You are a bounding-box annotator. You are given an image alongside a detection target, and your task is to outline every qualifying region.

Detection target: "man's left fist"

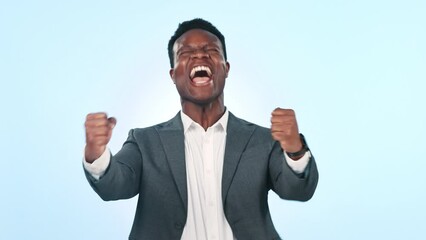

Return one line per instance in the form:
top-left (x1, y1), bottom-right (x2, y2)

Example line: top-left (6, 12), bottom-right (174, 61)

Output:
top-left (270, 108), bottom-right (303, 153)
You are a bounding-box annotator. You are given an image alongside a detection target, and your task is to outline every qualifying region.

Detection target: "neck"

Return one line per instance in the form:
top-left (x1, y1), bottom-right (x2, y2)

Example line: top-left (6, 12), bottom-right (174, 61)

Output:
top-left (181, 96), bottom-right (225, 131)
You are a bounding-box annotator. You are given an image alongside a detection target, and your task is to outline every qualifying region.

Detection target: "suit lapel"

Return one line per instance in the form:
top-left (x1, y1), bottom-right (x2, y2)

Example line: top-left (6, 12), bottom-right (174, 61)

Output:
top-left (156, 113), bottom-right (187, 211)
top-left (222, 112), bottom-right (256, 204)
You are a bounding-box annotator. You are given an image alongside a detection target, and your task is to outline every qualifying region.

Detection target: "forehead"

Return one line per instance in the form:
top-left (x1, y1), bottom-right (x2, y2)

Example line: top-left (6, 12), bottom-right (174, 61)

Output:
top-left (173, 29), bottom-right (222, 51)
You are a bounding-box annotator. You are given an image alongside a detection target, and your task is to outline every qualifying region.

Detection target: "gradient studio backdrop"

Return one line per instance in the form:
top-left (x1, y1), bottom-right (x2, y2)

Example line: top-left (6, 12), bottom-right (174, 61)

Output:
top-left (1, 0), bottom-right (425, 239)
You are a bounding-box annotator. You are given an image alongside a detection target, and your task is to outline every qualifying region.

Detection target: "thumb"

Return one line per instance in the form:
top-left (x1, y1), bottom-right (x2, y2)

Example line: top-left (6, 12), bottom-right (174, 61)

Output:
top-left (108, 117), bottom-right (117, 129)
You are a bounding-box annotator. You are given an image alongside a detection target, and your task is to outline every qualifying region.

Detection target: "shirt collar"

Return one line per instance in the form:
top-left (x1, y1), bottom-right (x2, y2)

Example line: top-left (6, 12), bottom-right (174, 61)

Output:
top-left (181, 109), bottom-right (229, 133)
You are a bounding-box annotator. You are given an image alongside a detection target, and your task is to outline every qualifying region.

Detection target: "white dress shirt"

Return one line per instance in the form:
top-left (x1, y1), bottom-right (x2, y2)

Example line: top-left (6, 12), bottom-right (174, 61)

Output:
top-left (179, 110), bottom-right (234, 240)
top-left (83, 110), bottom-right (311, 240)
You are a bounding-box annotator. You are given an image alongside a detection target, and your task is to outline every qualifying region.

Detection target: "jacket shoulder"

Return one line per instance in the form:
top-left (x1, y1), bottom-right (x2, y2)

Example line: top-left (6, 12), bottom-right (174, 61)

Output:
top-left (131, 112), bottom-right (182, 134)
top-left (229, 112), bottom-right (270, 135)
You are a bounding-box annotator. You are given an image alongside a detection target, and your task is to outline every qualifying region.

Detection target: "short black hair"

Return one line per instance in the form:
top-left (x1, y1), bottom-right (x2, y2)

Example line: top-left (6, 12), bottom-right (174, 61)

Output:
top-left (168, 18), bottom-right (227, 68)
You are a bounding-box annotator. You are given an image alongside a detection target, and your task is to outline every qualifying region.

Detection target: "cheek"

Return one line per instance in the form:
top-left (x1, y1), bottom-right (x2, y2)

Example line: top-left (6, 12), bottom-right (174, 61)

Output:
top-left (175, 55), bottom-right (189, 67)
top-left (172, 67), bottom-right (185, 80)
top-left (174, 60), bottom-right (189, 74)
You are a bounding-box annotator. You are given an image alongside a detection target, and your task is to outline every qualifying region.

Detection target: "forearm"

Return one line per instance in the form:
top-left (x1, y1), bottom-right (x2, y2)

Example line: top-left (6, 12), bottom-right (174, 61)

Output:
top-left (84, 129), bottom-right (143, 201)
top-left (269, 142), bottom-right (319, 201)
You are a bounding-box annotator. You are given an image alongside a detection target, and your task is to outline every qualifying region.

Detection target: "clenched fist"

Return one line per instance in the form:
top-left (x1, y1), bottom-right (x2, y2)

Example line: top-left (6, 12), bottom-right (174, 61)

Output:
top-left (84, 112), bottom-right (116, 163)
top-left (270, 108), bottom-right (303, 157)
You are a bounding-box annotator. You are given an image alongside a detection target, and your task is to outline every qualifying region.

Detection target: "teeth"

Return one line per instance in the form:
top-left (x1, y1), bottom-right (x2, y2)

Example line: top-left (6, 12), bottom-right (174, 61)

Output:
top-left (190, 66), bottom-right (212, 79)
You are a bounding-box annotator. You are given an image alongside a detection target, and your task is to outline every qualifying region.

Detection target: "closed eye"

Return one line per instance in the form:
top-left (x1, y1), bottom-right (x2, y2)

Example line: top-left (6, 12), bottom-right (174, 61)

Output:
top-left (178, 50), bottom-right (193, 57)
top-left (207, 48), bottom-right (220, 53)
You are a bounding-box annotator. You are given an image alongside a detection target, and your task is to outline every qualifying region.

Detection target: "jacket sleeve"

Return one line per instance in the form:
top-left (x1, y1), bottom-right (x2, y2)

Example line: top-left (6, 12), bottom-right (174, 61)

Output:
top-left (268, 139), bottom-right (319, 201)
top-left (84, 129), bottom-right (143, 201)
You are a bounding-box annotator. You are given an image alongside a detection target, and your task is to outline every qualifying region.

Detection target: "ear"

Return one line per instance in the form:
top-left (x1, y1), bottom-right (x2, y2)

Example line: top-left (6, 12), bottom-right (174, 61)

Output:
top-left (225, 62), bottom-right (230, 78)
top-left (169, 68), bottom-right (176, 84)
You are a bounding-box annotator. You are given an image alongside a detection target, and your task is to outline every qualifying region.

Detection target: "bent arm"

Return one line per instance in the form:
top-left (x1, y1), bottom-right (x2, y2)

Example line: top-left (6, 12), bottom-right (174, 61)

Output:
top-left (84, 129), bottom-right (142, 201)
top-left (269, 140), bottom-right (319, 201)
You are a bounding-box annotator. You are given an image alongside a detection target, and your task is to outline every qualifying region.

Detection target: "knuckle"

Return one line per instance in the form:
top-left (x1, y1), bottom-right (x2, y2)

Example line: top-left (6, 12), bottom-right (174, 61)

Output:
top-left (86, 135), bottom-right (95, 143)
top-left (87, 112), bottom-right (107, 119)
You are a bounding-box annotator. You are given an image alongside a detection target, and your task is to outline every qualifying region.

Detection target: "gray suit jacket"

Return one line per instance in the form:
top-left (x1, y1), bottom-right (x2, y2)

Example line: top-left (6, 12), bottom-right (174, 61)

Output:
top-left (85, 112), bottom-right (319, 240)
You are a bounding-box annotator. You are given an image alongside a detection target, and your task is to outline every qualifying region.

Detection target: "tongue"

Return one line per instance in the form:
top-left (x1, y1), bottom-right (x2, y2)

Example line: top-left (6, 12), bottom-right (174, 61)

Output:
top-left (192, 77), bottom-right (211, 85)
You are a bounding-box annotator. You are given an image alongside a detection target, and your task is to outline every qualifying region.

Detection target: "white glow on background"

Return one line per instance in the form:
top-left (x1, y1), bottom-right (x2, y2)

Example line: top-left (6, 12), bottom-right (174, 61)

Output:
top-left (1, 0), bottom-right (425, 239)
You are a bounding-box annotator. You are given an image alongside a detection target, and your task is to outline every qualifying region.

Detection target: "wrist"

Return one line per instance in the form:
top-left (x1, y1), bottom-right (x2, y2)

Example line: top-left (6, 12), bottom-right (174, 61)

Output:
top-left (85, 145), bottom-right (105, 163)
top-left (285, 134), bottom-right (309, 160)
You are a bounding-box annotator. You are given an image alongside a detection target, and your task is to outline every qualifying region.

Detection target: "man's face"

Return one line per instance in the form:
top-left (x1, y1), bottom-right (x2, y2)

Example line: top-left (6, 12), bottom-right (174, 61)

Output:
top-left (169, 29), bottom-right (230, 105)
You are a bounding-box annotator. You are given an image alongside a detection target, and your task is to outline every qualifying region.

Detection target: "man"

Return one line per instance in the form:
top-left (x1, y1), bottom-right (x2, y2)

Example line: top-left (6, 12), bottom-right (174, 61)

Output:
top-left (83, 18), bottom-right (318, 240)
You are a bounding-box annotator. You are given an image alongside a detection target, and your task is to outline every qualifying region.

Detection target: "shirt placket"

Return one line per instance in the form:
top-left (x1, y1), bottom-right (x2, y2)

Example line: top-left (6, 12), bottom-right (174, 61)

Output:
top-left (203, 128), bottom-right (219, 240)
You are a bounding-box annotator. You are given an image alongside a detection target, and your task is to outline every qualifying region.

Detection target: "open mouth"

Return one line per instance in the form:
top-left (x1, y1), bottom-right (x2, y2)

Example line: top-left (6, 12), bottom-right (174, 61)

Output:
top-left (190, 65), bottom-right (212, 86)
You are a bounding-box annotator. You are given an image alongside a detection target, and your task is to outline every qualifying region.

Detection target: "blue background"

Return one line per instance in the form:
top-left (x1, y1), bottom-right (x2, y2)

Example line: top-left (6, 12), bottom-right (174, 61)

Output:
top-left (1, 0), bottom-right (425, 239)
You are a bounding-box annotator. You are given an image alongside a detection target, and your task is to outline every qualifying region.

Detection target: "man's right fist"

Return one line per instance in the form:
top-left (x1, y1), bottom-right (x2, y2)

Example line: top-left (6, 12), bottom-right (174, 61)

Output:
top-left (84, 112), bottom-right (116, 163)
